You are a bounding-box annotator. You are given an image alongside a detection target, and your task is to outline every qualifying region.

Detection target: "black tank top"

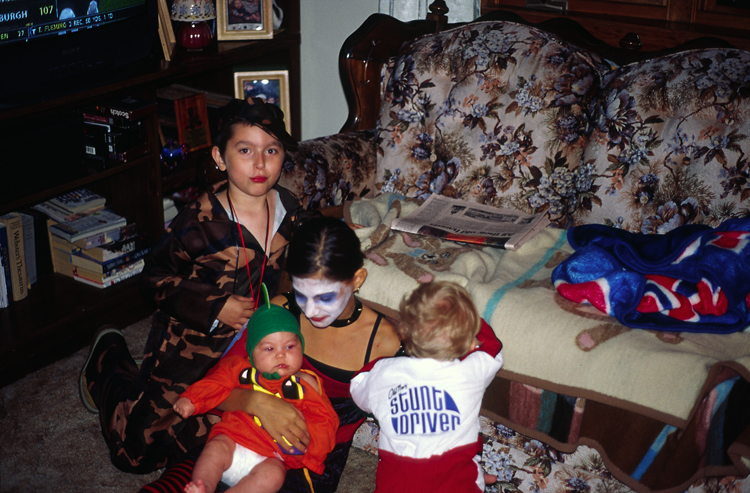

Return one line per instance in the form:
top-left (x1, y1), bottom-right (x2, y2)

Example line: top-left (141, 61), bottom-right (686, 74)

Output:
top-left (282, 292), bottom-right (386, 383)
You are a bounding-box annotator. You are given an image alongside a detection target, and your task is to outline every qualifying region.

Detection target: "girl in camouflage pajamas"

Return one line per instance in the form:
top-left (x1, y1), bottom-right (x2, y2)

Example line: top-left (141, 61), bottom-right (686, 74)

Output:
top-left (80, 98), bottom-right (304, 475)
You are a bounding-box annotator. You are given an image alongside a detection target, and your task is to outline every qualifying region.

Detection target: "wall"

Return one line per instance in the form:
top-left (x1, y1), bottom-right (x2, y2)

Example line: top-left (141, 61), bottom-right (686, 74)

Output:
top-left (299, 0), bottom-right (379, 140)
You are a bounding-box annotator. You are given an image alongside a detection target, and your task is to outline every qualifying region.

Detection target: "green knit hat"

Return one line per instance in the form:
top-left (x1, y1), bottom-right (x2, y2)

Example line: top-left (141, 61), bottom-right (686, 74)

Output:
top-left (246, 284), bottom-right (304, 368)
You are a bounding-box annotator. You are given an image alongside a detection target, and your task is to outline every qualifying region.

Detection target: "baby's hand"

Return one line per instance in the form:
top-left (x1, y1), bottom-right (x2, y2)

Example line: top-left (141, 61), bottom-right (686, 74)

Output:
top-left (173, 397), bottom-right (195, 418)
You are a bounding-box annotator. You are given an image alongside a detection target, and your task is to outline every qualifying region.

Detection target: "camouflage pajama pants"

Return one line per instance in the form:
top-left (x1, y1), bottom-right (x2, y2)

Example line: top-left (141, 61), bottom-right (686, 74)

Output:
top-left (89, 311), bottom-right (238, 474)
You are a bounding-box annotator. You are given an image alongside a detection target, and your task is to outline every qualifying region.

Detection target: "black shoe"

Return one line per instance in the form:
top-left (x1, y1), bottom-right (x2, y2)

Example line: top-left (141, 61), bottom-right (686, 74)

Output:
top-left (79, 325), bottom-right (125, 413)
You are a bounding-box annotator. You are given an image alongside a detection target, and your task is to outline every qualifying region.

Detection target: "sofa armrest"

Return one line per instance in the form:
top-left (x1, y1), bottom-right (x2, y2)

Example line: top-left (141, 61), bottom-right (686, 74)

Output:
top-left (279, 130), bottom-right (378, 210)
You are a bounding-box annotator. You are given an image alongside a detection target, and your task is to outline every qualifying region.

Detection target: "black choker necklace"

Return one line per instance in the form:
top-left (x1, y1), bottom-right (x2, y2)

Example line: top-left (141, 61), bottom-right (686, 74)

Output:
top-left (330, 296), bottom-right (363, 327)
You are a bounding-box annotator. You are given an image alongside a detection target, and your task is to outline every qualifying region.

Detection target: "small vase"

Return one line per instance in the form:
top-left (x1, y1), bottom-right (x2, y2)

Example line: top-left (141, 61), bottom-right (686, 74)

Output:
top-left (178, 21), bottom-right (213, 51)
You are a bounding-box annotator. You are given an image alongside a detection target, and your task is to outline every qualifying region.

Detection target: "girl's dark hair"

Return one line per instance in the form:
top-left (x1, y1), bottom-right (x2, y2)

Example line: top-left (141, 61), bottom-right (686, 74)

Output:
top-left (213, 98), bottom-right (296, 156)
top-left (286, 216), bottom-right (364, 282)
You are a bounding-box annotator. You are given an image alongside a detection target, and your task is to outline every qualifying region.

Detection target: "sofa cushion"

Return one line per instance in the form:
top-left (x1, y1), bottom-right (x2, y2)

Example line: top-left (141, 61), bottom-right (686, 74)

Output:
top-left (279, 130), bottom-right (377, 210)
top-left (373, 20), bottom-right (609, 227)
top-left (577, 48), bottom-right (750, 233)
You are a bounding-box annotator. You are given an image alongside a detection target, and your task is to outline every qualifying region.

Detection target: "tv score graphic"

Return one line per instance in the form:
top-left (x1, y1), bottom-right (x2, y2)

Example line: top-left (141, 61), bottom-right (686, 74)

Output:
top-left (0, 0), bottom-right (125, 44)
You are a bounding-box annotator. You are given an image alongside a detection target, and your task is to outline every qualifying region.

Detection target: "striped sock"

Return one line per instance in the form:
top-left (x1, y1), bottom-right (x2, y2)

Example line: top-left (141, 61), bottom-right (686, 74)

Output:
top-left (138, 459), bottom-right (195, 493)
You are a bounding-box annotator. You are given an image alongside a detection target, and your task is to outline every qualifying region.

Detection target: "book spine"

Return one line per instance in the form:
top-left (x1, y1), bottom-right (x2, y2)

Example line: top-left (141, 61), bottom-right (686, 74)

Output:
top-left (17, 213), bottom-right (37, 285)
top-left (73, 245), bottom-right (151, 275)
top-left (94, 237), bottom-right (139, 262)
top-left (73, 261), bottom-right (144, 289)
top-left (22, 209), bottom-right (54, 279)
top-left (102, 246), bottom-right (151, 273)
top-left (0, 224), bottom-right (14, 302)
top-left (0, 215), bottom-right (29, 300)
top-left (73, 228), bottom-right (123, 250)
top-left (0, 255), bottom-right (8, 308)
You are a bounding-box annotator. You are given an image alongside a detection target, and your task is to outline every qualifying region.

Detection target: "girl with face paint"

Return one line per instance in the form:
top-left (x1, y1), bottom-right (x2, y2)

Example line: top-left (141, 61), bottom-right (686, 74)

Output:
top-left (219, 216), bottom-right (403, 493)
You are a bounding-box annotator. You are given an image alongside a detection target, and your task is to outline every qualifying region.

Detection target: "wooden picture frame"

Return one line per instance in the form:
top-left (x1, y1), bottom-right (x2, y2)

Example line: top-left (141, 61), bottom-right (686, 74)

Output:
top-left (217, 0), bottom-right (273, 40)
top-left (156, 0), bottom-right (176, 61)
top-left (174, 93), bottom-right (212, 151)
top-left (233, 70), bottom-right (291, 134)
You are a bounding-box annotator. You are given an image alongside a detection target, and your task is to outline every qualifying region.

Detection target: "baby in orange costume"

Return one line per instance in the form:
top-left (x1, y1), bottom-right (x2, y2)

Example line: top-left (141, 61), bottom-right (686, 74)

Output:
top-left (174, 286), bottom-right (339, 493)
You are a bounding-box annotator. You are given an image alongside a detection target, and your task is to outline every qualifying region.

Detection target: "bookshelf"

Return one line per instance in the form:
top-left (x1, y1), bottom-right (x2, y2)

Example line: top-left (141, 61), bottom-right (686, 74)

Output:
top-left (0, 0), bottom-right (301, 387)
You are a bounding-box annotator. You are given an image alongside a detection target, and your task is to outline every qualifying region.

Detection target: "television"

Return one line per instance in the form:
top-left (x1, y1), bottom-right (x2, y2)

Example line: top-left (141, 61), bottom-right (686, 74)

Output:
top-left (0, 0), bottom-right (158, 108)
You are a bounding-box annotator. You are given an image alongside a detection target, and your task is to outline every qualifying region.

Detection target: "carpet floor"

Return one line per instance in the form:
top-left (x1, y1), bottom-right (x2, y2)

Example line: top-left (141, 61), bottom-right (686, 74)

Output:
top-left (0, 317), bottom-right (377, 493)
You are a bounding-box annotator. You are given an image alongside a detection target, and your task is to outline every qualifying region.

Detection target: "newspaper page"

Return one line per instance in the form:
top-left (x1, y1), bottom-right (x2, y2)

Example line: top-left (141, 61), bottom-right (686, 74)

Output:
top-left (391, 194), bottom-right (550, 250)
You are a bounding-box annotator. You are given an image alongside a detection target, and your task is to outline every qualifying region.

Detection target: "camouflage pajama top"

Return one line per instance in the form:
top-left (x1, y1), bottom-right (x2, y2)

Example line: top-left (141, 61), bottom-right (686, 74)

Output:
top-left (101, 180), bottom-right (302, 473)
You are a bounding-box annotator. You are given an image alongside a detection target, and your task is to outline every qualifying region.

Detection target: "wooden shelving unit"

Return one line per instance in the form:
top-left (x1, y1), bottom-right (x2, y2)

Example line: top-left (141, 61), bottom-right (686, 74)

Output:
top-left (0, 0), bottom-right (300, 387)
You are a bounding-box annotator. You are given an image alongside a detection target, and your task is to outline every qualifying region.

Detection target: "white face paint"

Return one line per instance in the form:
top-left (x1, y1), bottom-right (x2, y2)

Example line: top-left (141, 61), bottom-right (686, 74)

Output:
top-left (292, 277), bottom-right (353, 328)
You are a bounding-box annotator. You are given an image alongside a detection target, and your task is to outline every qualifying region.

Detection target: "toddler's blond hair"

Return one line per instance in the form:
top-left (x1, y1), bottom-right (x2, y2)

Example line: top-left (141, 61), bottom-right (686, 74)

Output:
top-left (398, 281), bottom-right (481, 361)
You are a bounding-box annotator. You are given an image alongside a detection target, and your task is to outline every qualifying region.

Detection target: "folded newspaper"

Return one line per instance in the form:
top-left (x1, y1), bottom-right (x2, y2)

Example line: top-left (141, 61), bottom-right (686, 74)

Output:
top-left (390, 194), bottom-right (550, 250)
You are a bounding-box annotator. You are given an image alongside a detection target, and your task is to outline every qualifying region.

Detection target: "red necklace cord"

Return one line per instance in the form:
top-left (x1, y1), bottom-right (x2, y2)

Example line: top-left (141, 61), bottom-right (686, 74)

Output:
top-left (227, 193), bottom-right (270, 309)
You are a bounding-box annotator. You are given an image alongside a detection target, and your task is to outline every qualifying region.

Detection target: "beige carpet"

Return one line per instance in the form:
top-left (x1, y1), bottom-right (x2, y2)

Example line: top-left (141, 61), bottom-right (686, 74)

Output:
top-left (0, 317), bottom-right (377, 493)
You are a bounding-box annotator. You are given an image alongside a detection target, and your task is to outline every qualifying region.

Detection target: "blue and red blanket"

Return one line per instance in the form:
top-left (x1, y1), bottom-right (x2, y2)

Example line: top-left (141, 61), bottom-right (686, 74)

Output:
top-left (551, 218), bottom-right (750, 333)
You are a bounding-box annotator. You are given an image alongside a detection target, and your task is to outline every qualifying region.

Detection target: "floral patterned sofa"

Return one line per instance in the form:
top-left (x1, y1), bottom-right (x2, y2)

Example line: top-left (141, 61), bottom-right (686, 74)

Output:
top-left (278, 11), bottom-right (750, 493)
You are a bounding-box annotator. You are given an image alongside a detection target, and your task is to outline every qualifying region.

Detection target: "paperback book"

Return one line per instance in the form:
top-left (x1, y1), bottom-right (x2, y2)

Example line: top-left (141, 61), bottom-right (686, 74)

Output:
top-left (70, 241), bottom-right (151, 275)
top-left (73, 259), bottom-right (145, 289)
top-left (50, 230), bottom-right (141, 262)
top-left (32, 200), bottom-right (102, 224)
top-left (49, 209), bottom-right (127, 243)
top-left (48, 188), bottom-right (106, 214)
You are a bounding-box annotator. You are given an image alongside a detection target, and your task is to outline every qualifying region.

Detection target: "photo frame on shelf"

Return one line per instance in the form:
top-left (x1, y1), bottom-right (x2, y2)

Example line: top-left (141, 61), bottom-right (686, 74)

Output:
top-left (174, 93), bottom-right (212, 152)
top-left (157, 0), bottom-right (176, 61)
top-left (233, 70), bottom-right (291, 134)
top-left (217, 0), bottom-right (273, 40)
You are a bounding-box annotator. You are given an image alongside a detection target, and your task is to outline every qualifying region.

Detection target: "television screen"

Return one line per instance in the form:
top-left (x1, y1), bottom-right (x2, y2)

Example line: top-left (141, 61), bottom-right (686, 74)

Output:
top-left (0, 0), bottom-right (148, 45)
top-left (0, 0), bottom-right (157, 108)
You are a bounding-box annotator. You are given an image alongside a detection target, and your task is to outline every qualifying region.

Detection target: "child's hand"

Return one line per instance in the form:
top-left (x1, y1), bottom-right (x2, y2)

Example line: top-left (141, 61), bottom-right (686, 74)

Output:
top-left (218, 295), bottom-right (256, 330)
top-left (173, 397), bottom-right (195, 418)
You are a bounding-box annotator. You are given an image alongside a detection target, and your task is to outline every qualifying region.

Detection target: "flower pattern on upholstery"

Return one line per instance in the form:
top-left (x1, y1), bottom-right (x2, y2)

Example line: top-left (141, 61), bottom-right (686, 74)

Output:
top-left (279, 130), bottom-right (377, 210)
top-left (580, 49), bottom-right (750, 232)
top-left (374, 21), bottom-right (608, 227)
top-left (281, 23), bottom-right (750, 234)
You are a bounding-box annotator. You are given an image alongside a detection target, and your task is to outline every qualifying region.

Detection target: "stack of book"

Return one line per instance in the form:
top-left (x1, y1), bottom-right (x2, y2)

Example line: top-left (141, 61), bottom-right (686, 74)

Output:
top-left (0, 207), bottom-right (54, 306)
top-left (82, 96), bottom-right (157, 168)
top-left (33, 188), bottom-right (151, 289)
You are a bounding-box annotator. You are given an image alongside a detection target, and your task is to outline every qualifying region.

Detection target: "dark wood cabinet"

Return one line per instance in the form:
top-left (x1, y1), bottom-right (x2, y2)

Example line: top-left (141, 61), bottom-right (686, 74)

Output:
top-left (481, 0), bottom-right (750, 52)
top-left (0, 0), bottom-right (300, 387)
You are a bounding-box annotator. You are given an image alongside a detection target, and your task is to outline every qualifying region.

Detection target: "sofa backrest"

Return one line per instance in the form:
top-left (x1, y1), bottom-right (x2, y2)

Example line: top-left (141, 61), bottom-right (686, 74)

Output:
top-left (581, 49), bottom-right (750, 232)
top-left (372, 21), bottom-right (750, 232)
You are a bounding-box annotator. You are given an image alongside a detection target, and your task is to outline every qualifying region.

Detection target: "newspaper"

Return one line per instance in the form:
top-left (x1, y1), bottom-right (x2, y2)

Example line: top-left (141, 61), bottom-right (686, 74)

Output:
top-left (391, 194), bottom-right (550, 250)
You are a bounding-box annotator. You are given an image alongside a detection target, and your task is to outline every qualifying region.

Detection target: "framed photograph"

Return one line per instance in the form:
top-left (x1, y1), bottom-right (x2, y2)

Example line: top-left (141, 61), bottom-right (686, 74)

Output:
top-left (234, 70), bottom-right (291, 135)
top-left (217, 0), bottom-right (273, 40)
top-left (174, 93), bottom-right (212, 152)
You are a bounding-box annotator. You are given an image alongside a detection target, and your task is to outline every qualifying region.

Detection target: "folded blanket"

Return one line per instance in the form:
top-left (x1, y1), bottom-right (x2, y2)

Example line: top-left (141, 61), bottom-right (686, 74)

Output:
top-left (552, 218), bottom-right (750, 333)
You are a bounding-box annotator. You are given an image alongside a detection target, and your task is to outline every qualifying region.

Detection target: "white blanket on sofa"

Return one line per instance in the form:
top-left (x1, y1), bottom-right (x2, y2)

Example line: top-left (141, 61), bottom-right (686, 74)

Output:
top-left (347, 194), bottom-right (750, 424)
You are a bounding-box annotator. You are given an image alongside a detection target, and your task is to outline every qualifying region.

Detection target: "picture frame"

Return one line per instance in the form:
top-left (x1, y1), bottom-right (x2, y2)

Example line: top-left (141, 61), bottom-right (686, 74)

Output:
top-left (233, 70), bottom-right (291, 134)
top-left (217, 0), bottom-right (273, 40)
top-left (156, 0), bottom-right (176, 61)
top-left (174, 93), bottom-right (212, 152)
